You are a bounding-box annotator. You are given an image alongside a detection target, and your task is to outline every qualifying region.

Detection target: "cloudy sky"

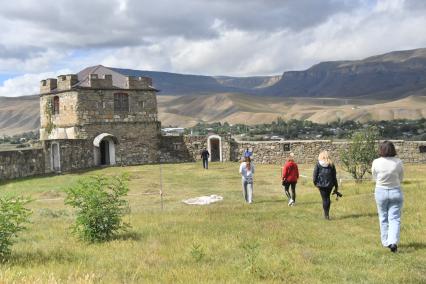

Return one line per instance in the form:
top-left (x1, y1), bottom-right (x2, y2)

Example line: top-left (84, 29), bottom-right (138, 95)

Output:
top-left (1, 0), bottom-right (426, 96)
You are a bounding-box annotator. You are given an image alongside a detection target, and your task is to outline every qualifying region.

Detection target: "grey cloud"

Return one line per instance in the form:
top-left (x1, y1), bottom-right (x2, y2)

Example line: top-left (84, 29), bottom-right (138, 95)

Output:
top-left (0, 0), bottom-right (360, 49)
top-left (0, 0), bottom-right (426, 76)
top-left (0, 44), bottom-right (46, 60)
top-left (404, 0), bottom-right (426, 10)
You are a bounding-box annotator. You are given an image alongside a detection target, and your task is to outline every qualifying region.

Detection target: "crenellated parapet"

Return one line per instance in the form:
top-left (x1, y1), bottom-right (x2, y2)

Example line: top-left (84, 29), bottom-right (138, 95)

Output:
top-left (40, 78), bottom-right (58, 94)
top-left (88, 74), bottom-right (113, 88)
top-left (125, 76), bottom-right (152, 89)
top-left (57, 74), bottom-right (78, 91)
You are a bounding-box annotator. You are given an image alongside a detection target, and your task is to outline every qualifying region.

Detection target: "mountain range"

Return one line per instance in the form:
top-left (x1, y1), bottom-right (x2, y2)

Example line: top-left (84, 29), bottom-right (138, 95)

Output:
top-left (1, 48), bottom-right (426, 135)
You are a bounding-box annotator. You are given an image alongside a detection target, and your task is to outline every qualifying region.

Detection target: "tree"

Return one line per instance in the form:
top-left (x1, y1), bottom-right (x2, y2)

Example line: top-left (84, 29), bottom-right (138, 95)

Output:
top-left (340, 127), bottom-right (379, 182)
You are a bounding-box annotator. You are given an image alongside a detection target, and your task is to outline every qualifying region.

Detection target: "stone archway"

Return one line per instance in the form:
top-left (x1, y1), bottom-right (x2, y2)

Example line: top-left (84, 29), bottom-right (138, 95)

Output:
top-left (207, 135), bottom-right (222, 162)
top-left (93, 133), bottom-right (118, 166)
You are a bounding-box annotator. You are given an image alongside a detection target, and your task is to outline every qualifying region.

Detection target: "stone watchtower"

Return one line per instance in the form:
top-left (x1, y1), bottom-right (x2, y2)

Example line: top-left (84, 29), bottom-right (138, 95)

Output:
top-left (39, 73), bottom-right (161, 172)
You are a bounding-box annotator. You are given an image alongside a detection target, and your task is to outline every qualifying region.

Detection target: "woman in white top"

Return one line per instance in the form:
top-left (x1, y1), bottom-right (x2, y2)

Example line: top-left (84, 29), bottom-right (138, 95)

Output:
top-left (372, 141), bottom-right (404, 253)
top-left (239, 156), bottom-right (255, 203)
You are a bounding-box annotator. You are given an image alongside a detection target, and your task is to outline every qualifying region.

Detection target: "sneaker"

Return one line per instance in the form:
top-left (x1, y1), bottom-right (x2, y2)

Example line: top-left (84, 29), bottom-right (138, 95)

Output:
top-left (389, 244), bottom-right (397, 253)
top-left (290, 202), bottom-right (296, 207)
top-left (288, 199), bottom-right (294, 206)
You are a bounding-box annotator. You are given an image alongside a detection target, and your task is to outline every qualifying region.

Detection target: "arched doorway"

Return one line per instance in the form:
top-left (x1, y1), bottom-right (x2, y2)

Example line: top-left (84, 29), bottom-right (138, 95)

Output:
top-left (100, 139), bottom-right (110, 165)
top-left (51, 142), bottom-right (61, 172)
top-left (93, 133), bottom-right (118, 166)
top-left (207, 135), bottom-right (222, 162)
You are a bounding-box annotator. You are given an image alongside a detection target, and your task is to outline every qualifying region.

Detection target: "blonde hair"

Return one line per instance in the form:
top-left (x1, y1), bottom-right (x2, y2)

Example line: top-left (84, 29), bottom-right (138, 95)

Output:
top-left (287, 152), bottom-right (295, 161)
top-left (318, 150), bottom-right (333, 165)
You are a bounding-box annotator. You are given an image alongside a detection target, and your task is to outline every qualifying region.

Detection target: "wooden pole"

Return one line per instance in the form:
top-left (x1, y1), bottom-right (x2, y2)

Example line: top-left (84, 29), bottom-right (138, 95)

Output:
top-left (160, 163), bottom-right (164, 210)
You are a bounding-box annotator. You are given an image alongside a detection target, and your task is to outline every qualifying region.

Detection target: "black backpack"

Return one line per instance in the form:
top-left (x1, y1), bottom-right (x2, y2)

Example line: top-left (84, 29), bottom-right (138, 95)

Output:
top-left (315, 164), bottom-right (335, 188)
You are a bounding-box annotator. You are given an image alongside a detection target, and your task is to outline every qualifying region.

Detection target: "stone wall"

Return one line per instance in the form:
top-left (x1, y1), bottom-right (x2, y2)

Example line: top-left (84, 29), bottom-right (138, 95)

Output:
top-left (85, 121), bottom-right (161, 165)
top-left (43, 140), bottom-right (95, 173)
top-left (182, 136), bottom-right (208, 161)
top-left (159, 136), bottom-right (194, 163)
top-left (0, 148), bottom-right (45, 180)
top-left (40, 88), bottom-right (159, 141)
top-left (1, 138), bottom-right (425, 181)
top-left (232, 140), bottom-right (426, 165)
top-left (158, 134), bottom-right (232, 163)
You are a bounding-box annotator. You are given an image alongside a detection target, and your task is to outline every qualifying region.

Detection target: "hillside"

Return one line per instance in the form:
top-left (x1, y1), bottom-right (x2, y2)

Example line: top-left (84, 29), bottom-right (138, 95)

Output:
top-left (0, 95), bottom-right (39, 136)
top-left (2, 48), bottom-right (426, 135)
top-left (1, 94), bottom-right (425, 135)
top-left (106, 67), bottom-right (279, 95)
top-left (158, 93), bottom-right (426, 127)
top-left (262, 48), bottom-right (426, 99)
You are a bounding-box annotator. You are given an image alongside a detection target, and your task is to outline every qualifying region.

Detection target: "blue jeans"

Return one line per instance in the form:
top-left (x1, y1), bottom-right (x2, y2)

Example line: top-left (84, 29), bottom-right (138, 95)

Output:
top-left (242, 180), bottom-right (253, 203)
top-left (375, 187), bottom-right (403, 247)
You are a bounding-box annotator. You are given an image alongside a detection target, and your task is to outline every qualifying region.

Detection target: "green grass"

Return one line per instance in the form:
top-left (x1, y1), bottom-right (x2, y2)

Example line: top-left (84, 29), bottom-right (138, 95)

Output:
top-left (0, 162), bottom-right (425, 283)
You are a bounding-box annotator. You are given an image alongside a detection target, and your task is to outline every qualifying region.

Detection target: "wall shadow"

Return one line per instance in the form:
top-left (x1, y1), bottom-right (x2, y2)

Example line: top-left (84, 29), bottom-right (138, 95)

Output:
top-left (5, 249), bottom-right (79, 267)
top-left (112, 230), bottom-right (144, 241)
top-left (403, 242), bottom-right (426, 251)
top-left (337, 212), bottom-right (377, 220)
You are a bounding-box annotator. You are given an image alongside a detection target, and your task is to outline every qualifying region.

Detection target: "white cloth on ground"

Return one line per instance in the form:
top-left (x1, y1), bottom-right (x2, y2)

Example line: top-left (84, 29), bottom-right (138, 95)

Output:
top-left (182, 195), bottom-right (223, 205)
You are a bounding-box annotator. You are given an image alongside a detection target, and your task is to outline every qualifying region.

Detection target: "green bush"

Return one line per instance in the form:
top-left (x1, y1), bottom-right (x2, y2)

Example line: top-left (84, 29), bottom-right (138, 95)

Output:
top-left (65, 175), bottom-right (130, 242)
top-left (190, 243), bottom-right (205, 262)
top-left (340, 127), bottom-right (379, 182)
top-left (0, 196), bottom-right (32, 260)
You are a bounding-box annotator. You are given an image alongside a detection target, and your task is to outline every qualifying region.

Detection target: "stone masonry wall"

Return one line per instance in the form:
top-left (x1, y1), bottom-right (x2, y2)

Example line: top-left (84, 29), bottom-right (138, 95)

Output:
top-left (159, 136), bottom-right (194, 163)
top-left (91, 121), bottom-right (161, 165)
top-left (43, 139), bottom-right (95, 173)
top-left (40, 88), bottom-right (159, 141)
top-left (1, 139), bottom-right (424, 181)
top-left (232, 140), bottom-right (426, 165)
top-left (159, 134), bottom-right (232, 163)
top-left (0, 148), bottom-right (45, 180)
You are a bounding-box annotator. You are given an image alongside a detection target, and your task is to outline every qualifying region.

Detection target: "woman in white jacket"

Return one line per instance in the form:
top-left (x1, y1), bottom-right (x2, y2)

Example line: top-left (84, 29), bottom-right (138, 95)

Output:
top-left (372, 141), bottom-right (404, 253)
top-left (239, 156), bottom-right (255, 203)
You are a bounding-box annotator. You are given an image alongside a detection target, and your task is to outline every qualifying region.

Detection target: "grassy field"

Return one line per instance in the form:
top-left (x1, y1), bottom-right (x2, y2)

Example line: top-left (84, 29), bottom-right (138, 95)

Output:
top-left (0, 162), bottom-right (425, 283)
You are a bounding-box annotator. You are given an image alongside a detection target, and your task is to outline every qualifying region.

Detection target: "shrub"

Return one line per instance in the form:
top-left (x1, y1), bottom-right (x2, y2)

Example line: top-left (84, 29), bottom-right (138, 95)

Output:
top-left (190, 243), bottom-right (205, 262)
top-left (65, 175), bottom-right (130, 242)
top-left (340, 127), bottom-right (379, 182)
top-left (242, 242), bottom-right (260, 275)
top-left (0, 196), bottom-right (32, 260)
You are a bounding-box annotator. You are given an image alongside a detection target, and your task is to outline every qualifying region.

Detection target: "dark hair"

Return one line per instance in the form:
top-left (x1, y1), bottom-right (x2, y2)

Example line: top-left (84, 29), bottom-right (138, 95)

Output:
top-left (379, 141), bottom-right (397, 157)
top-left (245, 156), bottom-right (251, 170)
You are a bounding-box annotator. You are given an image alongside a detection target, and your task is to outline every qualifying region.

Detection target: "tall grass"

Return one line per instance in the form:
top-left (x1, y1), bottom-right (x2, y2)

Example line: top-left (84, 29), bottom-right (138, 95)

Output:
top-left (0, 162), bottom-right (425, 283)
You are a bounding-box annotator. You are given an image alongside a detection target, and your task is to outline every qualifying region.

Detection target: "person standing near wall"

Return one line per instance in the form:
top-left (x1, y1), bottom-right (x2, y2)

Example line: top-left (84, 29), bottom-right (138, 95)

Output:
top-left (239, 156), bottom-right (255, 204)
top-left (242, 147), bottom-right (253, 162)
top-left (281, 153), bottom-right (299, 206)
top-left (201, 148), bottom-right (210, 169)
top-left (313, 151), bottom-right (338, 220)
top-left (244, 147), bottom-right (252, 158)
top-left (372, 141), bottom-right (404, 253)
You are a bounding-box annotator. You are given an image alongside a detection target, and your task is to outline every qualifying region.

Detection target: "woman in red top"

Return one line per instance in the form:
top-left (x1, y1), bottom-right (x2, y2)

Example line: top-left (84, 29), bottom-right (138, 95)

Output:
top-left (281, 153), bottom-right (299, 206)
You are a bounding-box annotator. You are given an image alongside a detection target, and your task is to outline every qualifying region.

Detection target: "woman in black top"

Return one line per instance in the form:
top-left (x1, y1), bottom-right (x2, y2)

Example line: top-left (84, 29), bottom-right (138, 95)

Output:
top-left (313, 151), bottom-right (338, 220)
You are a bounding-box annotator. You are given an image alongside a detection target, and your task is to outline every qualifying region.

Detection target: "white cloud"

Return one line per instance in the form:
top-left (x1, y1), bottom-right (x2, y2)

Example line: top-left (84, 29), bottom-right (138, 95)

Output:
top-left (0, 0), bottom-right (426, 86)
top-left (95, 0), bottom-right (426, 76)
top-left (0, 70), bottom-right (71, 97)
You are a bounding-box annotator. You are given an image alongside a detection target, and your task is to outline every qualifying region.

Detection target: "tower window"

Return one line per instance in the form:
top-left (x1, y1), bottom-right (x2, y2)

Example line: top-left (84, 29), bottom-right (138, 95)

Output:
top-left (114, 93), bottom-right (129, 112)
top-left (53, 96), bottom-right (60, 115)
